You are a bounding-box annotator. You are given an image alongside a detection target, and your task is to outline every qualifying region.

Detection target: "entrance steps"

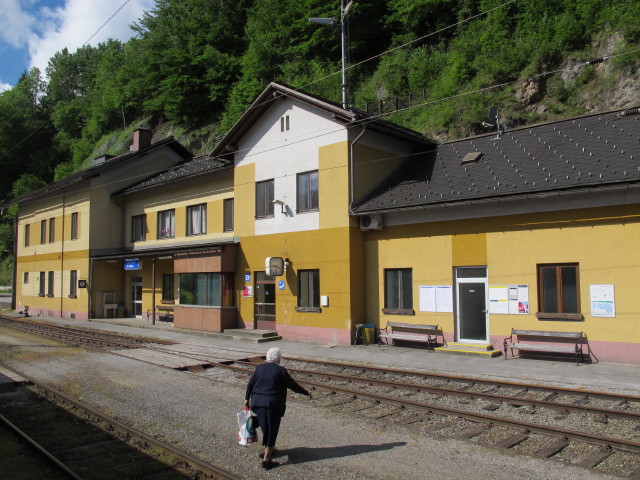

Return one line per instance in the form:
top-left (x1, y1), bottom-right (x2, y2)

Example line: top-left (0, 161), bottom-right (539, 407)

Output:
top-left (435, 342), bottom-right (502, 357)
top-left (220, 329), bottom-right (281, 343)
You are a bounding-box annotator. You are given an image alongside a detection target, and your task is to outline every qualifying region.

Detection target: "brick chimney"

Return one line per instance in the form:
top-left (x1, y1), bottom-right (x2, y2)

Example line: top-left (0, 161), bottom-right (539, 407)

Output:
top-left (131, 128), bottom-right (153, 152)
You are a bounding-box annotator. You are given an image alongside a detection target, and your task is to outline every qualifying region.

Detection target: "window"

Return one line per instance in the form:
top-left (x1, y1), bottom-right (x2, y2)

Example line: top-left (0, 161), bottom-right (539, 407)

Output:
top-left (131, 214), bottom-right (146, 242)
top-left (39, 272), bottom-right (45, 296)
top-left (280, 115), bottom-right (289, 131)
top-left (49, 218), bottom-right (55, 243)
top-left (157, 209), bottom-right (175, 239)
top-left (71, 212), bottom-right (78, 240)
top-left (383, 268), bottom-right (413, 313)
top-left (297, 270), bottom-right (320, 312)
top-left (256, 180), bottom-right (274, 218)
top-left (187, 204), bottom-right (207, 236)
top-left (40, 220), bottom-right (46, 244)
top-left (537, 263), bottom-right (581, 319)
top-left (179, 273), bottom-right (234, 306)
top-left (24, 224), bottom-right (30, 247)
top-left (69, 270), bottom-right (77, 298)
top-left (47, 271), bottom-right (54, 297)
top-left (162, 274), bottom-right (174, 301)
top-left (297, 170), bottom-right (319, 212)
top-left (223, 198), bottom-right (234, 232)
top-left (23, 272), bottom-right (29, 284)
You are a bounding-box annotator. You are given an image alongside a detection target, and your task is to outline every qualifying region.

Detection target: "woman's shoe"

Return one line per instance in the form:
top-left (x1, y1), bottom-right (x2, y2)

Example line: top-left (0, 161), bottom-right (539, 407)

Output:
top-left (261, 460), bottom-right (278, 470)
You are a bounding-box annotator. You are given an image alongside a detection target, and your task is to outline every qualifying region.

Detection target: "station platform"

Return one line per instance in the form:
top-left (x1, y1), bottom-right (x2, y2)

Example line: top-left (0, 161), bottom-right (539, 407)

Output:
top-left (6, 313), bottom-right (640, 395)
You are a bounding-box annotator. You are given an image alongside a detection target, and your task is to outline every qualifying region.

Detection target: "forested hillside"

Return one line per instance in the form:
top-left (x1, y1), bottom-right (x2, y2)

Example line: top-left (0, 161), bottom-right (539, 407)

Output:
top-left (0, 0), bottom-right (638, 283)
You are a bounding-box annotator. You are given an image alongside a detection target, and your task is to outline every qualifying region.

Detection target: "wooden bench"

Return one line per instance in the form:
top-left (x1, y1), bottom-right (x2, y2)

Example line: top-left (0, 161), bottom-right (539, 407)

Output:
top-left (503, 329), bottom-right (589, 364)
top-left (378, 322), bottom-right (445, 351)
top-left (147, 301), bottom-right (175, 322)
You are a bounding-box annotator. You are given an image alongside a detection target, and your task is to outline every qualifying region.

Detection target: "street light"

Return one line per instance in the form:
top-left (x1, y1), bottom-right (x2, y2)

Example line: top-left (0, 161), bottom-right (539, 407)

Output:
top-left (310, 0), bottom-right (353, 109)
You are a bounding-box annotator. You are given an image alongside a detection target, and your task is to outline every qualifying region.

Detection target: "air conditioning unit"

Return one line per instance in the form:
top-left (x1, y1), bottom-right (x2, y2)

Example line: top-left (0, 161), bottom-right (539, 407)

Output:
top-left (359, 214), bottom-right (383, 231)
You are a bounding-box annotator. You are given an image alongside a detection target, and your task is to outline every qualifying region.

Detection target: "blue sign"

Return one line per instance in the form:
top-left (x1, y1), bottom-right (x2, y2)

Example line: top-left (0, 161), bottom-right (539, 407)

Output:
top-left (124, 259), bottom-right (141, 271)
top-left (245, 273), bottom-right (251, 282)
top-left (278, 280), bottom-right (285, 290)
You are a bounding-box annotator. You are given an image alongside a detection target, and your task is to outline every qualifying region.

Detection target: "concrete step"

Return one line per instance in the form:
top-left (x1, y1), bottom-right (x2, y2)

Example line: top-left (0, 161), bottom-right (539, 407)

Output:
top-left (221, 329), bottom-right (282, 343)
top-left (435, 342), bottom-right (502, 357)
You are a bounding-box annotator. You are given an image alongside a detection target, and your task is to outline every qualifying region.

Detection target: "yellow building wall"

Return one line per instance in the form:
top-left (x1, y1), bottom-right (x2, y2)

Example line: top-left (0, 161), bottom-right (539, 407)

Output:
top-left (236, 227), bottom-right (356, 331)
top-left (319, 141), bottom-right (350, 229)
top-left (366, 205), bottom-right (640, 346)
top-left (234, 163), bottom-right (256, 237)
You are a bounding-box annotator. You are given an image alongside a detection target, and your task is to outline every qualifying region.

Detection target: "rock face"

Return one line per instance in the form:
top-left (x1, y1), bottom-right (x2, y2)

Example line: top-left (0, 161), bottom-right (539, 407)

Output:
top-left (515, 79), bottom-right (542, 105)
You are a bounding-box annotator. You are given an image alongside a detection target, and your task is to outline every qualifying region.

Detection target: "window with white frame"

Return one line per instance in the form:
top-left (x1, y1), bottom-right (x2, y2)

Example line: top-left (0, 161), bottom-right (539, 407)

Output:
top-left (297, 170), bottom-right (319, 212)
top-left (47, 271), bottom-right (54, 297)
top-left (297, 269), bottom-right (320, 311)
top-left (69, 270), bottom-right (77, 298)
top-left (537, 263), bottom-right (580, 318)
top-left (49, 218), bottom-right (55, 243)
top-left (383, 268), bottom-right (413, 314)
top-left (71, 212), bottom-right (78, 240)
top-left (157, 209), bottom-right (175, 239)
top-left (187, 204), bottom-right (207, 236)
top-left (280, 115), bottom-right (290, 132)
top-left (223, 198), bottom-right (234, 232)
top-left (256, 180), bottom-right (274, 218)
top-left (40, 220), bottom-right (46, 244)
top-left (131, 214), bottom-right (146, 242)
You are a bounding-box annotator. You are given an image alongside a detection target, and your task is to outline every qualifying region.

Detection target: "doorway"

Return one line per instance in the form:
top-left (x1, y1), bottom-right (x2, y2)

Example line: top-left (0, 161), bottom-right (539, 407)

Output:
top-left (455, 267), bottom-right (488, 343)
top-left (131, 276), bottom-right (143, 319)
top-left (254, 271), bottom-right (275, 330)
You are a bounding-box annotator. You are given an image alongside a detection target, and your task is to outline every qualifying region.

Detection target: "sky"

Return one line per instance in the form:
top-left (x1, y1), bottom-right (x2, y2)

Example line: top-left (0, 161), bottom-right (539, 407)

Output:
top-left (0, 0), bottom-right (156, 92)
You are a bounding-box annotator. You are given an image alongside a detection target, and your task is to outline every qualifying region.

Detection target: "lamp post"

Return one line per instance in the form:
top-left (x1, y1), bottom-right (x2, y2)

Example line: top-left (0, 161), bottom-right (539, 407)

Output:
top-left (310, 0), bottom-right (353, 109)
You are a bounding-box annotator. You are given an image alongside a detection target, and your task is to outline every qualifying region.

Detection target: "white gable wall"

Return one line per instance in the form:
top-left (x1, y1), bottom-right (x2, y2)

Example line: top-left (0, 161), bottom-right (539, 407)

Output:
top-left (236, 98), bottom-right (348, 236)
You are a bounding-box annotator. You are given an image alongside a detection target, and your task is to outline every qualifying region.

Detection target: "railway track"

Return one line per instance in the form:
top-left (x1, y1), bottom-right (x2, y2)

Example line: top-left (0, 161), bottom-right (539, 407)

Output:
top-left (2, 315), bottom-right (640, 477)
top-left (0, 365), bottom-right (240, 480)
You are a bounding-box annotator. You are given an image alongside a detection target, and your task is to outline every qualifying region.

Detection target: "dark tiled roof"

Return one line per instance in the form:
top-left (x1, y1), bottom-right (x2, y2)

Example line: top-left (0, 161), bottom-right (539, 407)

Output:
top-left (3, 137), bottom-right (192, 208)
top-left (114, 156), bottom-right (232, 196)
top-left (354, 108), bottom-right (640, 213)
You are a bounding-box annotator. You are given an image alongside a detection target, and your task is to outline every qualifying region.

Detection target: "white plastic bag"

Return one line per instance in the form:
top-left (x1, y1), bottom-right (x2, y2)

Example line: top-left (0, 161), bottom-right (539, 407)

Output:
top-left (237, 407), bottom-right (258, 445)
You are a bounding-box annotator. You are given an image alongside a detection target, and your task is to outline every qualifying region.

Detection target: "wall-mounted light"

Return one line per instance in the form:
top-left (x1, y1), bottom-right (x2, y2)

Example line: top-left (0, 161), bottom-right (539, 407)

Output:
top-left (272, 199), bottom-right (286, 213)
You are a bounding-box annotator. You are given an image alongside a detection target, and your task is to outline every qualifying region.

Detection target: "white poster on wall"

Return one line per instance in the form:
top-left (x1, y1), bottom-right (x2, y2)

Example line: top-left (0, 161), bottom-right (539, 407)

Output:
top-left (590, 284), bottom-right (615, 317)
top-left (490, 284), bottom-right (529, 314)
top-left (419, 285), bottom-right (453, 312)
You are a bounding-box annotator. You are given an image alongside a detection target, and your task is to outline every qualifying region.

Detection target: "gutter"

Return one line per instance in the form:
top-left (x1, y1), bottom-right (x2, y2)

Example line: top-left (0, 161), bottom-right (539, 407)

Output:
top-left (349, 125), bottom-right (367, 215)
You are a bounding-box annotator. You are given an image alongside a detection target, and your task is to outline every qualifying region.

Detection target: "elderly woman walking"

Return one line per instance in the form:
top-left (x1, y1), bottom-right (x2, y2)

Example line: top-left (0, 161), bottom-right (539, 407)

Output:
top-left (244, 347), bottom-right (312, 469)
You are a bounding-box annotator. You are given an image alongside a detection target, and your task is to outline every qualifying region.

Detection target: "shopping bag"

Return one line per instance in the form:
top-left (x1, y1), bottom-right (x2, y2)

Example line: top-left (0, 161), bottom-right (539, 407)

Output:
top-left (237, 407), bottom-right (258, 445)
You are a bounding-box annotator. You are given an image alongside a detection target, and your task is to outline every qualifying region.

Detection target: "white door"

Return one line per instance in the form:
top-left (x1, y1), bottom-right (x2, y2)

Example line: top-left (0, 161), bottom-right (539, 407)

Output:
top-left (131, 276), bottom-right (143, 318)
top-left (455, 267), bottom-right (489, 343)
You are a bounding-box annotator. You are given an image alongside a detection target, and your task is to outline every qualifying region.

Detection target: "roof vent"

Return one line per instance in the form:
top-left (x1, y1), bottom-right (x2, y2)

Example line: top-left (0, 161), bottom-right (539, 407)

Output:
top-left (461, 152), bottom-right (483, 164)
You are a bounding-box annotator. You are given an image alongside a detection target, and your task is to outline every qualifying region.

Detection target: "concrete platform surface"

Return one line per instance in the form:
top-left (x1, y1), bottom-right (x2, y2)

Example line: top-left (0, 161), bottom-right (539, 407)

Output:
top-left (12, 315), bottom-right (640, 395)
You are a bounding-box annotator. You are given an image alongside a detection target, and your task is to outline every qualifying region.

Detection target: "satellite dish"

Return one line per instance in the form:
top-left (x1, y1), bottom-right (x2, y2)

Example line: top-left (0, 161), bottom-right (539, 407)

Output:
top-left (488, 106), bottom-right (499, 126)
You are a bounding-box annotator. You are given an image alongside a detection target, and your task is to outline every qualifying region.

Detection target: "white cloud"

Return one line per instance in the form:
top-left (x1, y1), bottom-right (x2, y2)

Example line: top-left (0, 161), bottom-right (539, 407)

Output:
top-left (0, 82), bottom-right (13, 93)
top-left (24, 0), bottom-right (155, 80)
top-left (0, 0), bottom-right (35, 48)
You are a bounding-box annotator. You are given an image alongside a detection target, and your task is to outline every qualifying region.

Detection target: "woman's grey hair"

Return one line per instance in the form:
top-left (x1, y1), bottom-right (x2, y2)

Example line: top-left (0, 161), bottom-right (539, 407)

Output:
top-left (266, 347), bottom-right (282, 364)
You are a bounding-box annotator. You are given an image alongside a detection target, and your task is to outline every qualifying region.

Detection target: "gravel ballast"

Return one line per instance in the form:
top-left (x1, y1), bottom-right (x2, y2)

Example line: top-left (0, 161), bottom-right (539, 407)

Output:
top-left (0, 326), bottom-right (626, 480)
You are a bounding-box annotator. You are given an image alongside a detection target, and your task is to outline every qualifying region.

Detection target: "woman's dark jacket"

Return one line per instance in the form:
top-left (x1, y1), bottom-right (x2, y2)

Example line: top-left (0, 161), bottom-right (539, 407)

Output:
top-left (245, 362), bottom-right (309, 417)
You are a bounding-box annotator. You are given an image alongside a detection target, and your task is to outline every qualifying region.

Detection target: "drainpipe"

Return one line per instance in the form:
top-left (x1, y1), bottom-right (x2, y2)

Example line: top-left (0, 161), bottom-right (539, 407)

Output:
top-left (60, 192), bottom-right (65, 318)
top-left (88, 258), bottom-right (94, 319)
top-left (151, 256), bottom-right (156, 325)
top-left (349, 125), bottom-right (366, 215)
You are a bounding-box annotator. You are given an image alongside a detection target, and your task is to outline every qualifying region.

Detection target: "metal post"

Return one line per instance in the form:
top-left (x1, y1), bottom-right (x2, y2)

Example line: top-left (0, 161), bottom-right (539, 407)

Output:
top-left (340, 0), bottom-right (347, 109)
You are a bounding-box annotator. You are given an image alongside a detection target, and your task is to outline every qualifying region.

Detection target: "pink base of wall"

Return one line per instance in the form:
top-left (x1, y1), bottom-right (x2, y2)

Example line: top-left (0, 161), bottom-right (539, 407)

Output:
top-left (239, 320), bottom-right (352, 345)
top-left (30, 309), bottom-right (89, 321)
top-left (489, 335), bottom-right (640, 365)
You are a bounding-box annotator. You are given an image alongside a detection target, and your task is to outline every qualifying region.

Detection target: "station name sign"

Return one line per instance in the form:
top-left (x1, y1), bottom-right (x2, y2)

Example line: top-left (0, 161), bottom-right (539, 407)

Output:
top-left (124, 258), bottom-right (142, 271)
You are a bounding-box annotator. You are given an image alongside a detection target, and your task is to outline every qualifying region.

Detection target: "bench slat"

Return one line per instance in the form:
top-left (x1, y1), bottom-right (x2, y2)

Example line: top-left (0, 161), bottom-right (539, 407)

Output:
top-left (506, 343), bottom-right (578, 353)
top-left (385, 322), bottom-right (438, 331)
top-left (511, 329), bottom-right (582, 339)
top-left (379, 333), bottom-right (433, 342)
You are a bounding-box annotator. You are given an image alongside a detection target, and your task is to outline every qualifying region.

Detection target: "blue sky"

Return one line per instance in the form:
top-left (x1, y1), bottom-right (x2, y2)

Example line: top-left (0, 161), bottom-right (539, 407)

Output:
top-left (0, 0), bottom-right (155, 92)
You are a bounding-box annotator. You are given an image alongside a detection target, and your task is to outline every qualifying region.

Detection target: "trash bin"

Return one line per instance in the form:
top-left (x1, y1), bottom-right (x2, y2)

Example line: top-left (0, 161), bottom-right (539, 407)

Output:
top-left (116, 305), bottom-right (126, 318)
top-left (363, 323), bottom-right (376, 345)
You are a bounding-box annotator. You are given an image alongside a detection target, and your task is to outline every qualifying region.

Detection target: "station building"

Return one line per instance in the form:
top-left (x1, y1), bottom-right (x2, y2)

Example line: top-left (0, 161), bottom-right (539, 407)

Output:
top-left (5, 83), bottom-right (640, 364)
